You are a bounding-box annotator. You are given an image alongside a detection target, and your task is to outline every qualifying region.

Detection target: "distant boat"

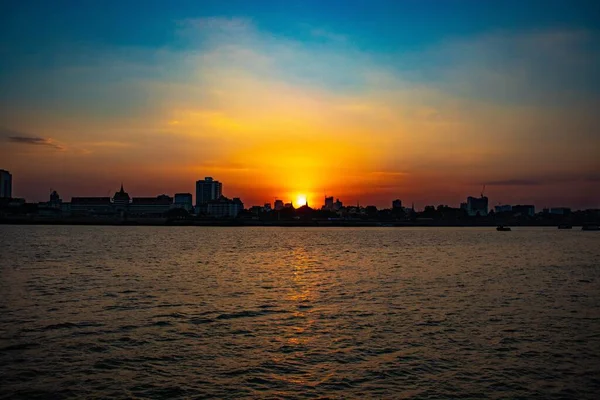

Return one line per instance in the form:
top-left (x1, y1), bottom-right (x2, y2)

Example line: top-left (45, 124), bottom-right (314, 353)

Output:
top-left (496, 225), bottom-right (511, 231)
top-left (582, 224), bottom-right (599, 231)
top-left (558, 224), bottom-right (572, 229)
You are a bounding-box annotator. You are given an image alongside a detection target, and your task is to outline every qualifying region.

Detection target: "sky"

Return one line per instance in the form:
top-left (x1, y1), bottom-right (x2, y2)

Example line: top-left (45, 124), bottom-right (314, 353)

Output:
top-left (1, 0), bottom-right (599, 209)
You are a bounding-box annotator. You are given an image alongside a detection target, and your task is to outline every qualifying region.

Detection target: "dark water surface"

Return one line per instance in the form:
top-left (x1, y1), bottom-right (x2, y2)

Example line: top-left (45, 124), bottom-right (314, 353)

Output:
top-left (1, 226), bottom-right (599, 399)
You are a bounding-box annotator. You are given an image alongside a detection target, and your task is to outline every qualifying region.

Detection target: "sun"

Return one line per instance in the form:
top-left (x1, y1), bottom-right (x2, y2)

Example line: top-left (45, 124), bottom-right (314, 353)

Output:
top-left (296, 194), bottom-right (307, 207)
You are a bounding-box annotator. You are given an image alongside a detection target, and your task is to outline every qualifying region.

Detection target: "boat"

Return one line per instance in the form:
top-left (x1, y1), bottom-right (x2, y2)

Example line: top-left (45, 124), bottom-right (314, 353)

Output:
top-left (496, 225), bottom-right (511, 231)
top-left (582, 224), bottom-right (599, 231)
top-left (558, 224), bottom-right (572, 229)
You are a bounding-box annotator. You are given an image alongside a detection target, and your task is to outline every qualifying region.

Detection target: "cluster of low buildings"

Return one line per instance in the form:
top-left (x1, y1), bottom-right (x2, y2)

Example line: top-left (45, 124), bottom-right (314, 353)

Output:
top-left (1, 171), bottom-right (245, 219)
top-left (37, 185), bottom-right (180, 218)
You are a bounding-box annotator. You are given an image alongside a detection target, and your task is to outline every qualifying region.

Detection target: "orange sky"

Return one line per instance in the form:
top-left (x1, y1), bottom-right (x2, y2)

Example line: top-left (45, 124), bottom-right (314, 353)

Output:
top-left (1, 16), bottom-right (599, 209)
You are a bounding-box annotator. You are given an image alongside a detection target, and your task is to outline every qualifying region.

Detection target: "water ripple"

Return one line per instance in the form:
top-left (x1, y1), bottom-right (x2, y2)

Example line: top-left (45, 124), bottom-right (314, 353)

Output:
top-left (1, 226), bottom-right (599, 399)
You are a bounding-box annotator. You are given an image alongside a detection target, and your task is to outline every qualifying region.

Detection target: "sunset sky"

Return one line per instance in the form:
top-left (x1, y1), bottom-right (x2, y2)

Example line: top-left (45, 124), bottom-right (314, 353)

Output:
top-left (1, 0), bottom-right (599, 209)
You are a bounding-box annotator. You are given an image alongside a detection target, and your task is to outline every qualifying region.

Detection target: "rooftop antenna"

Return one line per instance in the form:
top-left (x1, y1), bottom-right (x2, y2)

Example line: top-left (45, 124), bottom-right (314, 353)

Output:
top-left (481, 184), bottom-right (486, 198)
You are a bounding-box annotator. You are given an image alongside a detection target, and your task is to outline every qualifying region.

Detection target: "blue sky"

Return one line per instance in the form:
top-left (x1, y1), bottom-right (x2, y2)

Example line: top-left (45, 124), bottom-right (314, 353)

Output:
top-left (3, 0), bottom-right (599, 65)
top-left (1, 1), bottom-right (599, 207)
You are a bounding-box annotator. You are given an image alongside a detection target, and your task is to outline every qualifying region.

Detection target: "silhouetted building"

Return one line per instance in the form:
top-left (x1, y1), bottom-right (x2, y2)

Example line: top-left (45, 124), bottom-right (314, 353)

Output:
top-left (264, 202), bottom-right (272, 212)
top-left (250, 205), bottom-right (263, 215)
top-left (324, 196), bottom-right (334, 210)
top-left (392, 199), bottom-right (402, 209)
top-left (548, 207), bottom-right (571, 215)
top-left (495, 204), bottom-right (512, 213)
top-left (0, 169), bottom-right (12, 198)
top-left (112, 184), bottom-right (131, 212)
top-left (130, 195), bottom-right (173, 216)
top-left (71, 197), bottom-right (113, 215)
top-left (274, 199), bottom-right (284, 210)
top-left (205, 195), bottom-right (243, 218)
top-left (38, 190), bottom-right (63, 217)
top-left (196, 177), bottom-right (222, 207)
top-left (49, 190), bottom-right (61, 206)
top-left (284, 202), bottom-right (294, 208)
top-left (333, 198), bottom-right (343, 211)
top-left (173, 193), bottom-right (193, 212)
top-left (512, 204), bottom-right (535, 217)
top-left (466, 195), bottom-right (488, 216)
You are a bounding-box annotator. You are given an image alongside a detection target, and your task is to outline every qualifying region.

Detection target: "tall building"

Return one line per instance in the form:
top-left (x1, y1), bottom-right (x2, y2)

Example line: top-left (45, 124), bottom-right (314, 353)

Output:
top-left (323, 196), bottom-right (334, 210)
top-left (392, 199), bottom-right (402, 209)
top-left (196, 177), bottom-right (222, 207)
top-left (466, 196), bottom-right (488, 216)
top-left (0, 169), bottom-right (12, 198)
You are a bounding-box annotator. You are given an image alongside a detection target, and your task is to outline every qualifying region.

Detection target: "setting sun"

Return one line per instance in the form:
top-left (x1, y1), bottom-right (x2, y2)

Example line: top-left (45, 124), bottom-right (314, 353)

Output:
top-left (296, 195), bottom-right (307, 207)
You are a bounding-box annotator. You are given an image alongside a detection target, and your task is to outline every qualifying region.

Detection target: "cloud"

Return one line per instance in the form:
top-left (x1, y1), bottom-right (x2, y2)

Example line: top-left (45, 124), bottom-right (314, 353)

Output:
top-left (1, 128), bottom-right (64, 150)
top-left (8, 136), bottom-right (64, 150)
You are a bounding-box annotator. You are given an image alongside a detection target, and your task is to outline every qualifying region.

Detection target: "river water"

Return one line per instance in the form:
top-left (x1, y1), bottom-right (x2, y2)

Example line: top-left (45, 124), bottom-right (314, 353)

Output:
top-left (1, 226), bottom-right (599, 399)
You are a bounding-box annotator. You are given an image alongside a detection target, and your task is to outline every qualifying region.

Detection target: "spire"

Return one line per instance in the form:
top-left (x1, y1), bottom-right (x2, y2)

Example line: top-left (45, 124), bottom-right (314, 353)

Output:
top-left (120, 183), bottom-right (124, 193)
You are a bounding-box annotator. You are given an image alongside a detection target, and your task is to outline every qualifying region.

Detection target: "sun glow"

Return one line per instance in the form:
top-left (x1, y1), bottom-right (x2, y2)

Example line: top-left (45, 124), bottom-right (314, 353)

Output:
top-left (296, 194), bottom-right (307, 207)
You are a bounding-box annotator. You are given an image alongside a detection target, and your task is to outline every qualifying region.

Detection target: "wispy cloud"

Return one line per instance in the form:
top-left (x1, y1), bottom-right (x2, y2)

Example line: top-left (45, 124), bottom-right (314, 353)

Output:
top-left (1, 128), bottom-right (64, 150)
top-left (8, 136), bottom-right (64, 150)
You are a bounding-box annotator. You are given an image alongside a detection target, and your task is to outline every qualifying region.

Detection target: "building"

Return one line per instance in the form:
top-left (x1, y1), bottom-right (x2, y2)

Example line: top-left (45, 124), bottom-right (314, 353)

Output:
top-left (512, 204), bottom-right (535, 217)
top-left (206, 196), bottom-right (243, 218)
top-left (250, 205), bottom-right (263, 215)
top-left (173, 193), bottom-right (193, 212)
top-left (333, 198), bottom-right (343, 211)
top-left (196, 177), bottom-right (222, 207)
top-left (274, 199), bottom-right (284, 210)
top-left (71, 197), bottom-right (113, 216)
top-left (0, 169), bottom-right (12, 198)
top-left (495, 204), bottom-right (512, 213)
top-left (323, 196), bottom-right (334, 210)
top-left (129, 195), bottom-right (173, 217)
top-left (466, 195), bottom-right (488, 216)
top-left (392, 199), bottom-right (403, 209)
top-left (111, 184), bottom-right (131, 213)
top-left (548, 207), bottom-right (571, 215)
top-left (264, 203), bottom-right (272, 212)
top-left (38, 190), bottom-right (63, 217)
